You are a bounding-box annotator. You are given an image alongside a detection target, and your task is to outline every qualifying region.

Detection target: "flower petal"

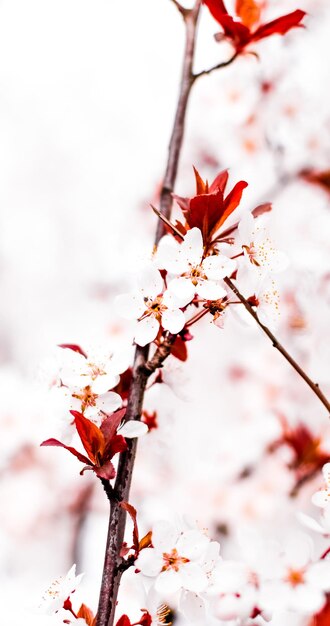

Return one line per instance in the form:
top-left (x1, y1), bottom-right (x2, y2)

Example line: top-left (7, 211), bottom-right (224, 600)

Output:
top-left (115, 292), bottom-right (146, 320)
top-left (134, 317), bottom-right (159, 347)
top-left (155, 569), bottom-right (182, 594)
top-left (138, 264), bottom-right (163, 299)
top-left (196, 280), bottom-right (227, 301)
top-left (202, 255), bottom-right (236, 280)
top-left (180, 562), bottom-right (208, 593)
top-left (167, 277), bottom-right (195, 306)
top-left (162, 309), bottom-right (186, 334)
top-left (135, 548), bottom-right (163, 577)
top-left (118, 421), bottom-right (148, 438)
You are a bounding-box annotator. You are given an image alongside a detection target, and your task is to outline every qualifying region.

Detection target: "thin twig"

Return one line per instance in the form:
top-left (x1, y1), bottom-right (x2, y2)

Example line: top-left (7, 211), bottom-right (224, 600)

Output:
top-left (169, 0), bottom-right (189, 18)
top-left (192, 52), bottom-right (238, 82)
top-left (224, 277), bottom-right (330, 415)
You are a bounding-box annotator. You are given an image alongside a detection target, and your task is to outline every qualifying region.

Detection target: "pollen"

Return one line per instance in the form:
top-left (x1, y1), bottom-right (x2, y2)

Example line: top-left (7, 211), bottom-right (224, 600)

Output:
top-left (162, 548), bottom-right (189, 572)
top-left (286, 568), bottom-right (304, 587)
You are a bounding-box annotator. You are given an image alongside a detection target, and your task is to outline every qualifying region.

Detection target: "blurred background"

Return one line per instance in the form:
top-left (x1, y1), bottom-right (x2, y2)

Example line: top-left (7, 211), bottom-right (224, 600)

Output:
top-left (0, 0), bottom-right (329, 624)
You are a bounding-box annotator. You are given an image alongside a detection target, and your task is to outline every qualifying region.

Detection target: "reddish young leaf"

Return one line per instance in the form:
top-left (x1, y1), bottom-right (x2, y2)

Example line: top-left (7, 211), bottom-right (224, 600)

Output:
top-left (252, 9), bottom-right (306, 42)
top-left (113, 368), bottom-right (133, 402)
top-left (211, 180), bottom-right (248, 234)
top-left (104, 434), bottom-right (127, 460)
top-left (58, 344), bottom-right (87, 358)
top-left (77, 604), bottom-right (95, 626)
top-left (170, 335), bottom-right (188, 362)
top-left (193, 165), bottom-right (208, 194)
top-left (116, 616), bottom-right (131, 626)
top-left (208, 169), bottom-right (229, 194)
top-left (40, 438), bottom-right (92, 466)
top-left (100, 408), bottom-right (126, 443)
top-left (203, 0), bottom-right (229, 22)
top-left (71, 411), bottom-right (105, 464)
top-left (188, 188), bottom-right (226, 242)
top-left (94, 461), bottom-right (116, 480)
top-left (121, 501), bottom-right (139, 554)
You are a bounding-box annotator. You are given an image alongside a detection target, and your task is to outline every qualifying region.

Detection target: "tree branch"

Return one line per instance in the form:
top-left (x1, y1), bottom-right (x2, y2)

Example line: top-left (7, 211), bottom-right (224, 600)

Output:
top-left (224, 277), bottom-right (330, 415)
top-left (96, 4), bottom-right (202, 626)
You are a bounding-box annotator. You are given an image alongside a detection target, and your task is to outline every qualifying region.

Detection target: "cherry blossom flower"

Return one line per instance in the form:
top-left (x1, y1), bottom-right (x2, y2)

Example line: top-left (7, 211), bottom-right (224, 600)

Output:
top-left (116, 264), bottom-right (186, 347)
top-left (258, 536), bottom-right (330, 615)
top-left (237, 212), bottom-right (288, 275)
top-left (298, 508), bottom-right (330, 536)
top-left (39, 565), bottom-right (83, 615)
top-left (312, 462), bottom-right (330, 509)
top-left (135, 520), bottom-right (218, 595)
top-left (157, 228), bottom-right (235, 306)
top-left (234, 266), bottom-right (281, 330)
top-left (207, 560), bottom-right (260, 622)
top-left (59, 345), bottom-right (131, 395)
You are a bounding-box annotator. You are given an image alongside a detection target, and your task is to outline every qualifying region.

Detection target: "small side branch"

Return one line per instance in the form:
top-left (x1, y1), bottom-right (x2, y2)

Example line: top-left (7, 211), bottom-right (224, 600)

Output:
top-left (169, 0), bottom-right (189, 18)
top-left (224, 277), bottom-right (330, 415)
top-left (193, 52), bottom-right (238, 82)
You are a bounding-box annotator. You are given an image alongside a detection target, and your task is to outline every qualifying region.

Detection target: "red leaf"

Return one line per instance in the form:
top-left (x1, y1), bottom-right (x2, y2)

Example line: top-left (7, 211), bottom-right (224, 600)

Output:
top-left (138, 530), bottom-right (153, 551)
top-left (113, 368), bottom-right (133, 402)
top-left (209, 169), bottom-right (229, 194)
top-left (58, 344), bottom-right (87, 358)
top-left (187, 188), bottom-right (225, 242)
top-left (214, 13), bottom-right (251, 48)
top-left (77, 604), bottom-right (95, 626)
top-left (210, 180), bottom-right (248, 234)
top-left (71, 411), bottom-right (105, 464)
top-left (310, 598), bottom-right (330, 626)
top-left (170, 335), bottom-right (188, 362)
top-left (40, 438), bottom-right (92, 466)
top-left (116, 616), bottom-right (131, 626)
top-left (104, 434), bottom-right (128, 460)
top-left (138, 613), bottom-right (152, 626)
top-left (252, 10), bottom-right (306, 42)
top-left (100, 408), bottom-right (126, 443)
top-left (121, 501), bottom-right (139, 553)
top-left (94, 461), bottom-right (116, 480)
top-left (193, 166), bottom-right (208, 194)
top-left (203, 0), bottom-right (229, 22)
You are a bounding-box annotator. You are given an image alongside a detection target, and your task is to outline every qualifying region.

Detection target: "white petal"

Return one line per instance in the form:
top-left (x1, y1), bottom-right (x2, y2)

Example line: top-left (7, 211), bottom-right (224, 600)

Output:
top-left (238, 212), bottom-right (254, 244)
top-left (96, 391), bottom-right (122, 414)
top-left (167, 277), bottom-right (195, 306)
top-left (176, 530), bottom-right (209, 561)
top-left (323, 463), bottom-right (330, 486)
top-left (152, 520), bottom-right (179, 553)
top-left (134, 317), bottom-right (159, 347)
top-left (202, 255), bottom-right (236, 280)
top-left (138, 264), bottom-right (163, 299)
top-left (196, 279), bottom-right (226, 301)
top-left (135, 549), bottom-right (163, 577)
top-left (162, 309), bottom-right (186, 334)
top-left (312, 489), bottom-right (330, 509)
top-left (115, 292), bottom-right (145, 319)
top-left (289, 583), bottom-right (325, 614)
top-left (156, 235), bottom-right (184, 273)
top-left (180, 562), bottom-right (208, 592)
top-left (181, 228), bottom-right (203, 266)
top-left (297, 512), bottom-right (327, 535)
top-left (211, 561), bottom-right (249, 594)
top-left (306, 561), bottom-right (330, 591)
top-left (155, 569), bottom-right (182, 594)
top-left (180, 590), bottom-right (206, 622)
top-left (118, 421), bottom-right (148, 438)
top-left (91, 373), bottom-right (120, 394)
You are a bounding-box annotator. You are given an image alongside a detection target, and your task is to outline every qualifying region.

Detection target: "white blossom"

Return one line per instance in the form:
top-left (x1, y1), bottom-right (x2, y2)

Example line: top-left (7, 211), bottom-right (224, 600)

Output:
top-left (116, 263), bottom-right (186, 346)
top-left (157, 228), bottom-right (235, 306)
top-left (39, 565), bottom-right (83, 615)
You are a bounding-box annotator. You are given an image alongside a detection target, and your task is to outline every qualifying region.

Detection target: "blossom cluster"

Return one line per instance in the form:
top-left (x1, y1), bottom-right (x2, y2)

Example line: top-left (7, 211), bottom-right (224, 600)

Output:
top-left (116, 168), bottom-right (288, 347)
top-left (41, 517), bottom-right (330, 626)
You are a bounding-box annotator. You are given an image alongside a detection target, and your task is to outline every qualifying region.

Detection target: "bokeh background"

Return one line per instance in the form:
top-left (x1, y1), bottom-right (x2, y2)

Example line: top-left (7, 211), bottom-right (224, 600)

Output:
top-left (0, 0), bottom-right (330, 624)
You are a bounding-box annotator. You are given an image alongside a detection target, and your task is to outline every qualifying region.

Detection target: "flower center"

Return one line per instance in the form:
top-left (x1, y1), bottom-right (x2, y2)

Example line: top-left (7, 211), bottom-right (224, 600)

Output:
top-left (143, 296), bottom-right (166, 319)
top-left (286, 568), bottom-right (305, 587)
top-left (189, 264), bottom-right (207, 285)
top-left (86, 362), bottom-right (107, 380)
top-left (162, 548), bottom-right (189, 572)
top-left (242, 243), bottom-right (260, 266)
top-left (72, 385), bottom-right (98, 412)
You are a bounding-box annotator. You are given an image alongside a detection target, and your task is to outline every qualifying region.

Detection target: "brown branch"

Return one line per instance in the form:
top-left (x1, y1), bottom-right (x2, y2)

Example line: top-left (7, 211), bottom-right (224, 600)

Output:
top-left (96, 4), bottom-right (202, 626)
top-left (224, 277), bottom-right (330, 415)
top-left (192, 52), bottom-right (239, 82)
top-left (169, 0), bottom-right (189, 18)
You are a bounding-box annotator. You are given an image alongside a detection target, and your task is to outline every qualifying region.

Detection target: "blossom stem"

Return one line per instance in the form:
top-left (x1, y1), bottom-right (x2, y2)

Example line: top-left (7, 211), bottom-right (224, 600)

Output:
top-left (96, 5), bottom-right (202, 626)
top-left (224, 277), bottom-right (330, 415)
top-left (192, 52), bottom-right (239, 82)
